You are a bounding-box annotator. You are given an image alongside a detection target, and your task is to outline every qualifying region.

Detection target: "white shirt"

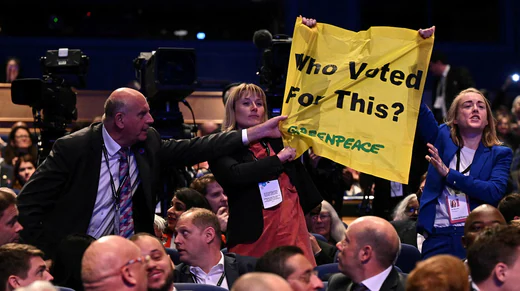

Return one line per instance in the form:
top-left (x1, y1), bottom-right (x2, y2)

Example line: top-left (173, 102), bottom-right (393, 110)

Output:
top-left (360, 266), bottom-right (392, 291)
top-left (434, 146), bottom-right (475, 228)
top-left (87, 125), bottom-right (140, 238)
top-left (189, 252), bottom-right (229, 290)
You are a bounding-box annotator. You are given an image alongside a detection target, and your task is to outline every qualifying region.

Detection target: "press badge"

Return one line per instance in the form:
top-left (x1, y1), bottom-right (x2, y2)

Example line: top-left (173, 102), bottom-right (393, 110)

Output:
top-left (446, 193), bottom-right (470, 224)
top-left (259, 180), bottom-right (283, 209)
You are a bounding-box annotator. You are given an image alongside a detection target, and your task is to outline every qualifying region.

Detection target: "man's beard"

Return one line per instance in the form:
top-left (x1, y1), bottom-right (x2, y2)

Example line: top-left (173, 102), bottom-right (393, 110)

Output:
top-left (148, 269), bottom-right (175, 291)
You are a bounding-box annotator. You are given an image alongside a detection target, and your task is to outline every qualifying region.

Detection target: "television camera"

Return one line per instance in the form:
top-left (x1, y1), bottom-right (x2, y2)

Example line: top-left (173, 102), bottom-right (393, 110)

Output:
top-left (133, 47), bottom-right (197, 139)
top-left (11, 48), bottom-right (89, 165)
top-left (133, 47), bottom-right (199, 216)
top-left (254, 29), bottom-right (292, 117)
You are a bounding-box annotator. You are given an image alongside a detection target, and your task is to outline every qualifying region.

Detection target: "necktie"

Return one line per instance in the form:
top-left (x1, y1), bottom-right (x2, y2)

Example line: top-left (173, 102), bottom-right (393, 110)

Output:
top-left (352, 283), bottom-right (369, 291)
top-left (118, 148), bottom-right (134, 238)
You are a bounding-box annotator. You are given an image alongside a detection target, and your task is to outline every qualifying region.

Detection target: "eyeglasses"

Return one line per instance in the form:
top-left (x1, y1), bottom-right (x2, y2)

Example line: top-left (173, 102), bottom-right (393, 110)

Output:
top-left (406, 207), bottom-right (419, 214)
top-left (311, 213), bottom-right (331, 221)
top-left (291, 270), bottom-right (319, 284)
top-left (15, 135), bottom-right (30, 139)
top-left (122, 255), bottom-right (150, 269)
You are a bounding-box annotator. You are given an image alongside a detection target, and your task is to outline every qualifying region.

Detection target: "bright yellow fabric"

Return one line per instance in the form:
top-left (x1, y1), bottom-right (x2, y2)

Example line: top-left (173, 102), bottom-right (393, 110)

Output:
top-left (280, 17), bottom-right (434, 184)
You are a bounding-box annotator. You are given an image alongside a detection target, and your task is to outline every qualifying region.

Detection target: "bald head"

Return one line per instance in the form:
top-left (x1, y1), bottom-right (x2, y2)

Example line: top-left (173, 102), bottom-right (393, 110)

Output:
top-left (82, 236), bottom-right (148, 291)
top-left (102, 87), bottom-right (154, 147)
top-left (349, 216), bottom-right (400, 267)
top-left (103, 88), bottom-right (144, 121)
top-left (231, 272), bottom-right (292, 291)
top-left (463, 204), bottom-right (506, 249)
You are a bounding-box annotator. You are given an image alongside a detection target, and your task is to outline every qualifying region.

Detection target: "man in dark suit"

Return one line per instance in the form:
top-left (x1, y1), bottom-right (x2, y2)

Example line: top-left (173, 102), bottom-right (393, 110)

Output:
top-left (328, 216), bottom-right (406, 291)
top-left (173, 208), bottom-right (256, 289)
top-left (16, 87), bottom-right (285, 259)
top-left (429, 50), bottom-right (475, 124)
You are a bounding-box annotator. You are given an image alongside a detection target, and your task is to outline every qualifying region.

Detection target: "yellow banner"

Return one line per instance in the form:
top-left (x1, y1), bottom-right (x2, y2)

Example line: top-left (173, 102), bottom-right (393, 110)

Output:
top-left (280, 17), bottom-right (434, 184)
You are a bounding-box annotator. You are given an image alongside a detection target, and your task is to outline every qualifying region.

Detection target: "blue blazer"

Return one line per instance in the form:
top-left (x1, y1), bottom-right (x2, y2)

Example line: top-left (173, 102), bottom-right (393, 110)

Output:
top-left (416, 103), bottom-right (513, 234)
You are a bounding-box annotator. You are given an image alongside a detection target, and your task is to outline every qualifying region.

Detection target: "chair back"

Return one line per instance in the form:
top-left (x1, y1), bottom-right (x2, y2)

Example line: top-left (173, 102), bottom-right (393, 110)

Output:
top-left (319, 281), bottom-right (328, 291)
top-left (314, 262), bottom-right (340, 281)
top-left (165, 247), bottom-right (181, 265)
top-left (395, 243), bottom-right (421, 273)
top-left (311, 233), bottom-right (328, 243)
top-left (174, 283), bottom-right (228, 291)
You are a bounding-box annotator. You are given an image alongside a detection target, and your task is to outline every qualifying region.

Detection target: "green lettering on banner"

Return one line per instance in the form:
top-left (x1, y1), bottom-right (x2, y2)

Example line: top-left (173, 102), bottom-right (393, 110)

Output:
top-left (285, 126), bottom-right (384, 155)
top-left (370, 144), bottom-right (385, 154)
top-left (343, 138), bottom-right (355, 149)
top-left (325, 134), bottom-right (335, 145)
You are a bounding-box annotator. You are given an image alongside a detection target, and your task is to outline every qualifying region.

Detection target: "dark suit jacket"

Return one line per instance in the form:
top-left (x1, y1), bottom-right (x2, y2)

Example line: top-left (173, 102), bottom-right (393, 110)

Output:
top-left (17, 122), bottom-right (243, 258)
top-left (327, 267), bottom-right (407, 291)
top-left (315, 239), bottom-right (337, 266)
top-left (390, 220), bottom-right (417, 248)
top-left (209, 138), bottom-right (323, 247)
top-left (432, 66), bottom-right (475, 112)
top-left (173, 253), bottom-right (257, 288)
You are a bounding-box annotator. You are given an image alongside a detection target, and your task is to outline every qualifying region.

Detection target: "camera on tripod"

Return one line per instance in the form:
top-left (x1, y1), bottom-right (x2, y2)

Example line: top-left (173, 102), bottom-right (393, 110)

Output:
top-left (253, 29), bottom-right (292, 117)
top-left (10, 48), bottom-right (89, 164)
top-left (133, 47), bottom-right (197, 139)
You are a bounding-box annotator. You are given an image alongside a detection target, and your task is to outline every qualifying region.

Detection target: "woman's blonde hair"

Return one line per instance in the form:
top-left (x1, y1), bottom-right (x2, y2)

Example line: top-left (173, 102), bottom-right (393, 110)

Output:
top-left (445, 88), bottom-right (501, 147)
top-left (222, 83), bottom-right (269, 132)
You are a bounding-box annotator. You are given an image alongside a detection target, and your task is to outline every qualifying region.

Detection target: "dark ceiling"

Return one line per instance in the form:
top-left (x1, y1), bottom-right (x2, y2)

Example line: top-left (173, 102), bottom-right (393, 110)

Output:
top-left (0, 1), bottom-right (285, 41)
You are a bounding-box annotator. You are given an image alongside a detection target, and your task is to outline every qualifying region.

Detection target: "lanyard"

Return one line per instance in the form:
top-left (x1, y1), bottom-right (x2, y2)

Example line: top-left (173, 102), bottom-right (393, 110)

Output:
top-left (191, 272), bottom-right (225, 287)
top-left (456, 147), bottom-right (472, 175)
top-left (102, 144), bottom-right (130, 209)
top-left (250, 140), bottom-right (271, 161)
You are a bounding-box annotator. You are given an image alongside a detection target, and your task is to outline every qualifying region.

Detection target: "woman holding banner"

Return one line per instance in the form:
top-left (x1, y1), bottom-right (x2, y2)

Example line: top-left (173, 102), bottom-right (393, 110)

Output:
top-left (209, 82), bottom-right (323, 265)
top-left (416, 87), bottom-right (513, 260)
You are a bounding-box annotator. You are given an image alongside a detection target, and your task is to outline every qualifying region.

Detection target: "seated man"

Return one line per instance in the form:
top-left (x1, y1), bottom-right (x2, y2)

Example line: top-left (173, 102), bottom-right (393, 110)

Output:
top-left (497, 193), bottom-right (520, 224)
top-left (189, 174), bottom-right (229, 232)
top-left (0, 188), bottom-right (23, 246)
top-left (130, 232), bottom-right (175, 291)
top-left (328, 216), bottom-right (405, 291)
top-left (0, 243), bottom-right (53, 291)
top-left (81, 235), bottom-right (149, 291)
top-left (255, 245), bottom-right (324, 291)
top-left (462, 204), bottom-right (506, 252)
top-left (467, 225), bottom-right (520, 291)
top-left (173, 208), bottom-right (256, 290)
top-left (231, 272), bottom-right (292, 291)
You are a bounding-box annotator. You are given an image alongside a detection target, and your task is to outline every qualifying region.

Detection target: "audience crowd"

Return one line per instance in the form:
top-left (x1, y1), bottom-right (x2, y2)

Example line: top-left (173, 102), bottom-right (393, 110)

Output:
top-left (1, 19), bottom-right (520, 291)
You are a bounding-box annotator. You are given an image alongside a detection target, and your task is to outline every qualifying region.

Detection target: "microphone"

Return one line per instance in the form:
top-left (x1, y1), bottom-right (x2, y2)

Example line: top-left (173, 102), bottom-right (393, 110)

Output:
top-left (253, 29), bottom-right (273, 49)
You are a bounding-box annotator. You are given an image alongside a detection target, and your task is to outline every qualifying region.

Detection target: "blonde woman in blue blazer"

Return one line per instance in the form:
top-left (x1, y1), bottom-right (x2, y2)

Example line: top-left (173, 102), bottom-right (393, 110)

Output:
top-left (416, 88), bottom-right (512, 260)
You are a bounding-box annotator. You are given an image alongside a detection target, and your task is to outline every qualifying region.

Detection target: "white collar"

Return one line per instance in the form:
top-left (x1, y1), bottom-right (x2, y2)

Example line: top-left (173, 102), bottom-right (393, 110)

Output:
top-left (102, 124), bottom-right (123, 157)
top-left (189, 251), bottom-right (225, 276)
top-left (360, 266), bottom-right (392, 291)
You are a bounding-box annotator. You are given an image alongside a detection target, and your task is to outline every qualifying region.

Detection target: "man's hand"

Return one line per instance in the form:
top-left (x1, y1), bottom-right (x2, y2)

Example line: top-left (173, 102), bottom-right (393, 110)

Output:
top-left (246, 115), bottom-right (287, 142)
top-left (419, 26), bottom-right (435, 39)
top-left (301, 15), bottom-right (317, 28)
top-left (216, 207), bottom-right (228, 232)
